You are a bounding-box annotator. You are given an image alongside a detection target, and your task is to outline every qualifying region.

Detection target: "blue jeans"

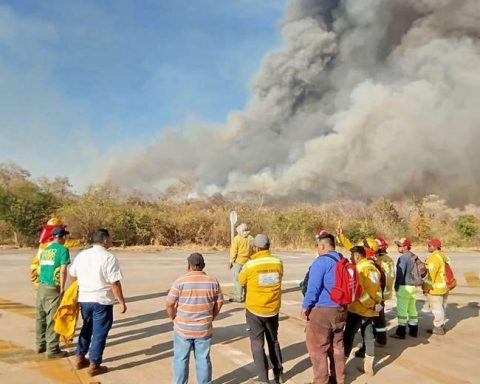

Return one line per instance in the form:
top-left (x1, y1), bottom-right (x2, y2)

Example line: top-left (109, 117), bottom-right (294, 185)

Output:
top-left (173, 332), bottom-right (212, 384)
top-left (76, 302), bottom-right (113, 365)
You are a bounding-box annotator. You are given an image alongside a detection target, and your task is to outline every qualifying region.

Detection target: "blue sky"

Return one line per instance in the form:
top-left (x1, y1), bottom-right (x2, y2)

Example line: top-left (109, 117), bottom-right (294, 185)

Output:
top-left (0, 0), bottom-right (286, 188)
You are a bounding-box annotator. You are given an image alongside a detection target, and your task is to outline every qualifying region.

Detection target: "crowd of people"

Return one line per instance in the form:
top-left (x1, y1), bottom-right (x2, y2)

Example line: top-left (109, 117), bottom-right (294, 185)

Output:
top-left (32, 220), bottom-right (455, 384)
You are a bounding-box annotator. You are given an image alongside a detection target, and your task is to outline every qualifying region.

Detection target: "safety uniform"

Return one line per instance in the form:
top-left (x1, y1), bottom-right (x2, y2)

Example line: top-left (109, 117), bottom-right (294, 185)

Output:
top-left (229, 233), bottom-right (253, 301)
top-left (344, 258), bottom-right (382, 362)
top-left (424, 250), bottom-right (450, 329)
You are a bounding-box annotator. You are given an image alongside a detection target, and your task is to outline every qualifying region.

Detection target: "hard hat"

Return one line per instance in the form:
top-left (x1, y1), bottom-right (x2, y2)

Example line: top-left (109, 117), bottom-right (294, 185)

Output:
top-left (363, 237), bottom-right (379, 253)
top-left (426, 238), bottom-right (441, 249)
top-left (47, 216), bottom-right (63, 226)
top-left (375, 236), bottom-right (388, 251)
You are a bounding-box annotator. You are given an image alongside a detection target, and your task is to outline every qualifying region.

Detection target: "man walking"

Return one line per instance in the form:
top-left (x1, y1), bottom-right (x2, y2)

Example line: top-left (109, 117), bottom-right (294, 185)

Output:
top-left (166, 253), bottom-right (224, 384)
top-left (391, 238), bottom-right (420, 339)
top-left (36, 226), bottom-right (71, 358)
top-left (239, 234), bottom-right (284, 384)
top-left (424, 238), bottom-right (450, 335)
top-left (301, 232), bottom-right (347, 384)
top-left (343, 246), bottom-right (383, 376)
top-left (229, 223), bottom-right (253, 302)
top-left (69, 228), bottom-right (126, 377)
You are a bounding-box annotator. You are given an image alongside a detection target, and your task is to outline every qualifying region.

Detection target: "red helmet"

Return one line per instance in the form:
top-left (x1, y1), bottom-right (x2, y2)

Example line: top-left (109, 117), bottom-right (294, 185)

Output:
top-left (375, 236), bottom-right (388, 251)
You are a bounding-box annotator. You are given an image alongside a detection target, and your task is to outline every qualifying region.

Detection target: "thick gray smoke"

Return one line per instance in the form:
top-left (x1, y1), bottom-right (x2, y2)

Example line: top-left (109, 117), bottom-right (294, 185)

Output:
top-left (107, 0), bottom-right (480, 204)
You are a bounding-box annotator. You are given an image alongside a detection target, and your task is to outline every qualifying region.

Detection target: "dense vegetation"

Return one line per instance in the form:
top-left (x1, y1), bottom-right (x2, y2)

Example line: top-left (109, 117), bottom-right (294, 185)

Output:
top-left (1, 163), bottom-right (479, 248)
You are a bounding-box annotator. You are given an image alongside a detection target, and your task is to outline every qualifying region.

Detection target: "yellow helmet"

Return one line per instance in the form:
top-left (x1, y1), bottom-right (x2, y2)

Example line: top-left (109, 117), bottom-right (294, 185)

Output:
top-left (47, 215), bottom-right (63, 226)
top-left (363, 237), bottom-right (379, 253)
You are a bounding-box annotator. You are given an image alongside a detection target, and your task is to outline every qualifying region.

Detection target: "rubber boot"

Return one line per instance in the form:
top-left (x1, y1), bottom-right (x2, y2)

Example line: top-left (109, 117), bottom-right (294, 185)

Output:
top-left (408, 324), bottom-right (418, 338)
top-left (357, 355), bottom-right (374, 376)
top-left (390, 325), bottom-right (406, 339)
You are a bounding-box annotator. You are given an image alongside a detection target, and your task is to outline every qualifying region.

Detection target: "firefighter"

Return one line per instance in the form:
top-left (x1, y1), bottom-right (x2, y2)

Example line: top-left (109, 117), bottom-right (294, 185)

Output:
top-left (423, 238), bottom-right (451, 335)
top-left (343, 246), bottom-right (383, 376)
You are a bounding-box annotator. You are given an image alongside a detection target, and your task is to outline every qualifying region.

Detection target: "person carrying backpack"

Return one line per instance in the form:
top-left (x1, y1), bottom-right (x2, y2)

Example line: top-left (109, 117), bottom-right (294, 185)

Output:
top-left (391, 238), bottom-right (424, 339)
top-left (423, 238), bottom-right (454, 335)
top-left (301, 233), bottom-right (348, 384)
top-left (343, 246), bottom-right (383, 376)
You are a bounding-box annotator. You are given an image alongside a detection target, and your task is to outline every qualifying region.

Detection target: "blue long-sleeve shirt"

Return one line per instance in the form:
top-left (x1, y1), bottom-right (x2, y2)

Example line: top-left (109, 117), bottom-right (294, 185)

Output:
top-left (302, 251), bottom-right (341, 309)
top-left (394, 251), bottom-right (416, 290)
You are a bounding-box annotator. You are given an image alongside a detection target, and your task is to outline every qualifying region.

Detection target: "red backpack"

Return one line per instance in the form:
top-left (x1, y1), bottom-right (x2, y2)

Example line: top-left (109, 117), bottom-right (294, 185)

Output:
top-left (326, 253), bottom-right (362, 305)
top-left (445, 262), bottom-right (457, 290)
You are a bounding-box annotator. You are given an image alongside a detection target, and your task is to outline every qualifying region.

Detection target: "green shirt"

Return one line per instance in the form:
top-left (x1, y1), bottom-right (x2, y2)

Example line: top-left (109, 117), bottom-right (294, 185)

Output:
top-left (38, 242), bottom-right (70, 287)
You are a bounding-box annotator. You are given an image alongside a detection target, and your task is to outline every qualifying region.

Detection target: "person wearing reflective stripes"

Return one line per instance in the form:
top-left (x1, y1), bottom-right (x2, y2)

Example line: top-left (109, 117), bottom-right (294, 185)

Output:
top-left (343, 246), bottom-right (383, 376)
top-left (239, 234), bottom-right (284, 384)
top-left (423, 238), bottom-right (450, 335)
top-left (391, 238), bottom-right (419, 339)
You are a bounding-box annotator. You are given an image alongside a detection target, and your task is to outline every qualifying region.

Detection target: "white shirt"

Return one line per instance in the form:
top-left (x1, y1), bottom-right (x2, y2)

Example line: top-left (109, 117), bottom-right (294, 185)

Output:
top-left (69, 245), bottom-right (123, 305)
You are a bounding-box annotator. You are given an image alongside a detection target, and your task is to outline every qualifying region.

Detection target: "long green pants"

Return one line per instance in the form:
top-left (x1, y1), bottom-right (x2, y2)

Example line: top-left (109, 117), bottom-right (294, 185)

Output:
top-left (35, 284), bottom-right (61, 353)
top-left (396, 285), bottom-right (418, 326)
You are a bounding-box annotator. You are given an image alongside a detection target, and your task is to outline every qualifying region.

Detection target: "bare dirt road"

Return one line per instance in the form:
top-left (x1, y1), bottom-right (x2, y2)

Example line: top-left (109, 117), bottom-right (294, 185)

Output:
top-left (0, 248), bottom-right (479, 383)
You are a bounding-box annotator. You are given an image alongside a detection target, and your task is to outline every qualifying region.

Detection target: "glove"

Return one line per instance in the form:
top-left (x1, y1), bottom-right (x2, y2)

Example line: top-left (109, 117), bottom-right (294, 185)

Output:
top-left (374, 303), bottom-right (384, 312)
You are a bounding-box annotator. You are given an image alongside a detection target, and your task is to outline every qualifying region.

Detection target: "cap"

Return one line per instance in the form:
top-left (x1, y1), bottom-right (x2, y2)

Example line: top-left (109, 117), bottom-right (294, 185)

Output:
top-left (250, 234), bottom-right (270, 249)
top-left (395, 238), bottom-right (412, 248)
top-left (52, 226), bottom-right (70, 237)
top-left (187, 252), bottom-right (205, 268)
top-left (315, 228), bottom-right (328, 239)
top-left (426, 238), bottom-right (441, 249)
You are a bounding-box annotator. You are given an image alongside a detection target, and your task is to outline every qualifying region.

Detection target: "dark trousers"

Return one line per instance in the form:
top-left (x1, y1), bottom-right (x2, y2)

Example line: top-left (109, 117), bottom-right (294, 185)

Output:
top-left (246, 310), bottom-right (283, 382)
top-left (344, 312), bottom-right (375, 358)
top-left (305, 306), bottom-right (347, 384)
top-left (76, 302), bottom-right (113, 365)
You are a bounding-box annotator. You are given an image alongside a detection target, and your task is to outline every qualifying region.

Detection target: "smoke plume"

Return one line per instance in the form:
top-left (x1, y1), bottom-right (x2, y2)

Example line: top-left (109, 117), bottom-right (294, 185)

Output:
top-left (107, 0), bottom-right (480, 204)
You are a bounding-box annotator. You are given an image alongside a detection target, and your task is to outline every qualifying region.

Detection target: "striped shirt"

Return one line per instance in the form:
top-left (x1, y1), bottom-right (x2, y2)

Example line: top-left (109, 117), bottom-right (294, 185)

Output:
top-left (166, 271), bottom-right (224, 338)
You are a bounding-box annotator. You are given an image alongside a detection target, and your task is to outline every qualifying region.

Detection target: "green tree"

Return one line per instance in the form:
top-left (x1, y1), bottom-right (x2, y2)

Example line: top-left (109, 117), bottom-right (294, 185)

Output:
top-left (454, 215), bottom-right (479, 238)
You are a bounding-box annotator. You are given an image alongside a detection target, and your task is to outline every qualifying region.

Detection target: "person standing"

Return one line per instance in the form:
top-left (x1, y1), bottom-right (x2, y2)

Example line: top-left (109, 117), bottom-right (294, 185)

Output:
top-left (239, 234), bottom-right (284, 384)
top-left (228, 223), bottom-right (253, 302)
top-left (301, 232), bottom-right (347, 384)
top-left (391, 238), bottom-right (419, 339)
top-left (343, 246), bottom-right (383, 376)
top-left (36, 226), bottom-right (71, 358)
top-left (424, 238), bottom-right (450, 335)
top-left (166, 253), bottom-right (224, 384)
top-left (69, 228), bottom-right (126, 377)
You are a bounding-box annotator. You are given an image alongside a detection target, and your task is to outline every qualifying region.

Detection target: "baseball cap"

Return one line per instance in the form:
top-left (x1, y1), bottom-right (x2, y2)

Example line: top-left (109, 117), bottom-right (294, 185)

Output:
top-left (250, 234), bottom-right (270, 248)
top-left (395, 238), bottom-right (412, 248)
top-left (187, 253), bottom-right (205, 268)
top-left (52, 227), bottom-right (70, 237)
top-left (426, 238), bottom-right (442, 249)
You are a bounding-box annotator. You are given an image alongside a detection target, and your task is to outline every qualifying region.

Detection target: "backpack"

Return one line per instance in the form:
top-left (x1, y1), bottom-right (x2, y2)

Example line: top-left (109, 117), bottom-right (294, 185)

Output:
top-left (445, 262), bottom-right (457, 290)
top-left (325, 253), bottom-right (362, 305)
top-left (300, 269), bottom-right (309, 296)
top-left (410, 253), bottom-right (427, 286)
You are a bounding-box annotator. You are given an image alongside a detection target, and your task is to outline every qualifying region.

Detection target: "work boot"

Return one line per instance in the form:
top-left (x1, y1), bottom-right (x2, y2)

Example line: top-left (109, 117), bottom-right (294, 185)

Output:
top-left (47, 349), bottom-right (68, 359)
top-left (87, 364), bottom-right (109, 377)
top-left (390, 325), bottom-right (406, 339)
top-left (408, 324), bottom-right (418, 338)
top-left (273, 370), bottom-right (286, 384)
top-left (427, 326), bottom-right (445, 335)
top-left (36, 345), bottom-right (46, 354)
top-left (354, 346), bottom-right (366, 358)
top-left (74, 355), bottom-right (89, 370)
top-left (357, 355), bottom-right (374, 376)
top-left (375, 332), bottom-right (387, 346)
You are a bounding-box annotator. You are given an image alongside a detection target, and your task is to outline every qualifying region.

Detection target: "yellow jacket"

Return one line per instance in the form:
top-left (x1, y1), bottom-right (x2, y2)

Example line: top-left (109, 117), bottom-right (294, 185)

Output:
top-left (53, 281), bottom-right (79, 345)
top-left (424, 250), bottom-right (450, 295)
top-left (377, 253), bottom-right (395, 300)
top-left (239, 250), bottom-right (283, 316)
top-left (348, 258), bottom-right (382, 317)
top-left (229, 234), bottom-right (253, 264)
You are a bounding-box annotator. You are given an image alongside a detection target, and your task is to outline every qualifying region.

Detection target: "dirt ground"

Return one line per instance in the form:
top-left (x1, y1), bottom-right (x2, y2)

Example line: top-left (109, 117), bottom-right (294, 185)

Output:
top-left (0, 248), bottom-right (479, 384)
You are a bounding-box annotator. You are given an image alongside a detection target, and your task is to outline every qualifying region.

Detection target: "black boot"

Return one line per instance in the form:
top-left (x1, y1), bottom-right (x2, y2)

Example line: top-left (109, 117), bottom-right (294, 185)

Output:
top-left (354, 345), bottom-right (366, 358)
top-left (390, 325), bottom-right (406, 339)
top-left (408, 324), bottom-right (418, 338)
top-left (375, 331), bottom-right (387, 346)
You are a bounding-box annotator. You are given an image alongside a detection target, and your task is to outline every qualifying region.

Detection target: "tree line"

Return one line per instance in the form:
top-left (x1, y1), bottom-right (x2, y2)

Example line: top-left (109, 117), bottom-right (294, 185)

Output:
top-left (0, 163), bottom-right (479, 248)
